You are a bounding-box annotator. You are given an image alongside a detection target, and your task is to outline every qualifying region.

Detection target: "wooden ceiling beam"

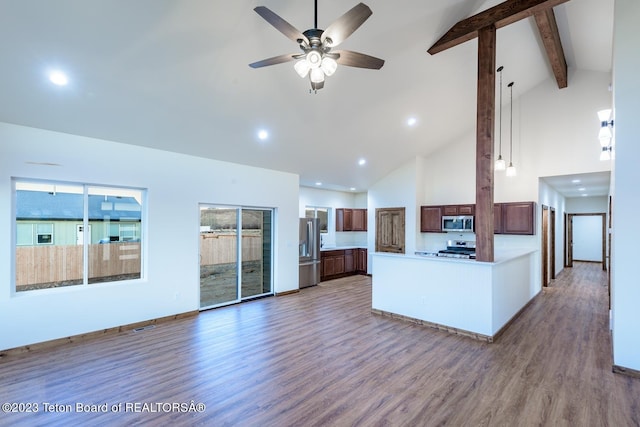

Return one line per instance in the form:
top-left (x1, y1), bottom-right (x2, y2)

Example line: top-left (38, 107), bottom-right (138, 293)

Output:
top-left (427, 0), bottom-right (570, 55)
top-left (534, 8), bottom-right (568, 88)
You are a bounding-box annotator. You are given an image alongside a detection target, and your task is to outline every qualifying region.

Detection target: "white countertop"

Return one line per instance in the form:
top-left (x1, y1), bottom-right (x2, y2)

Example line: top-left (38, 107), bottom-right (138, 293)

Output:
top-left (321, 246), bottom-right (367, 251)
top-left (373, 248), bottom-right (537, 265)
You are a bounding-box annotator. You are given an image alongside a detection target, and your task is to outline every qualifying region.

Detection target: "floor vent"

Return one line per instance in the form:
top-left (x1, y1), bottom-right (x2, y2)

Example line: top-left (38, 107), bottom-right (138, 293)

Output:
top-left (132, 325), bottom-right (156, 333)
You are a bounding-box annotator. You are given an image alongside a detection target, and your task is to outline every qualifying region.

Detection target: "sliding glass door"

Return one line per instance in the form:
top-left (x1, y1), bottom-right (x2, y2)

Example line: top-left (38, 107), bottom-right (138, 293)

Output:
top-left (199, 205), bottom-right (273, 309)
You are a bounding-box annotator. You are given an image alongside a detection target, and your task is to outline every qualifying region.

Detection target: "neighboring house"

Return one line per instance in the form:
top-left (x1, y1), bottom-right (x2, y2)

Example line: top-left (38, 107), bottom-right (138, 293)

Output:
top-left (16, 191), bottom-right (141, 246)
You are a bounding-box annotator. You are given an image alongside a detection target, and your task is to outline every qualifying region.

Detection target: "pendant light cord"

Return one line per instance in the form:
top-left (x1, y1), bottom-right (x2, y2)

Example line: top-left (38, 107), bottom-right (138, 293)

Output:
top-left (497, 66), bottom-right (503, 157)
top-left (508, 81), bottom-right (514, 163)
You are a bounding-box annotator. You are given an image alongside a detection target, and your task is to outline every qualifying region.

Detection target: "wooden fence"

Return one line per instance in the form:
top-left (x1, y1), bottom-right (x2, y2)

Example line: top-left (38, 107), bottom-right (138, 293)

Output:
top-left (16, 233), bottom-right (263, 287)
top-left (16, 242), bottom-right (141, 287)
top-left (199, 233), bottom-right (262, 265)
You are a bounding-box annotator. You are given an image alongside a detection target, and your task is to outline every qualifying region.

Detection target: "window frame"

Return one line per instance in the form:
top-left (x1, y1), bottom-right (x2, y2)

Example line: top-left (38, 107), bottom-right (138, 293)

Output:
top-left (12, 178), bottom-right (147, 294)
top-left (305, 206), bottom-right (330, 234)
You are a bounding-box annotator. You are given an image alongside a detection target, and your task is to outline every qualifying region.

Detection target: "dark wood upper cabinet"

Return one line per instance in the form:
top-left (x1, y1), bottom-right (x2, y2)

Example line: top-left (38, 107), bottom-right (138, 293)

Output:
top-left (336, 209), bottom-right (344, 232)
top-left (442, 205), bottom-right (458, 216)
top-left (336, 208), bottom-right (367, 232)
top-left (500, 202), bottom-right (536, 235)
top-left (422, 202), bottom-right (534, 235)
top-left (442, 204), bottom-right (475, 216)
top-left (351, 209), bottom-right (367, 231)
top-left (343, 209), bottom-right (353, 231)
top-left (420, 206), bottom-right (444, 232)
top-left (458, 205), bottom-right (475, 215)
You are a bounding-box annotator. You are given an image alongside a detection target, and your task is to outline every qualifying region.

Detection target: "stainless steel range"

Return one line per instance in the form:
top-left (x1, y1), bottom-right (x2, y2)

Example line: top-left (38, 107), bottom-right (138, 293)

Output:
top-left (437, 240), bottom-right (476, 259)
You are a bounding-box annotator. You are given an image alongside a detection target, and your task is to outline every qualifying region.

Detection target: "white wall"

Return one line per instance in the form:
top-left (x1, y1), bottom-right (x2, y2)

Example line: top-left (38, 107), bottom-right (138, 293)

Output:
top-left (611, 0), bottom-right (640, 371)
top-left (538, 180), bottom-right (566, 278)
top-left (368, 158), bottom-right (419, 264)
top-left (566, 196), bottom-right (608, 213)
top-left (0, 122), bottom-right (300, 351)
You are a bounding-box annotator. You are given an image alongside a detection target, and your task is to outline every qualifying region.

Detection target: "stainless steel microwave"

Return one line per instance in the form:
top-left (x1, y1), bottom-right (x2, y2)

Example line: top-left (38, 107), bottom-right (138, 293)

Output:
top-left (442, 215), bottom-right (474, 233)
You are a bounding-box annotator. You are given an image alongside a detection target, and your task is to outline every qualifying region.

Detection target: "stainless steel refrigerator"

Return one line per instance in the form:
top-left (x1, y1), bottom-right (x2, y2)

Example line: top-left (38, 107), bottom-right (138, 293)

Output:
top-left (299, 218), bottom-right (321, 288)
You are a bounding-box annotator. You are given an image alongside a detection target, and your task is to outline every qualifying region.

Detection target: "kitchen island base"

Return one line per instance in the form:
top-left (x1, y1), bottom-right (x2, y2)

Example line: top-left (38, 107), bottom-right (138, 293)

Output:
top-left (372, 250), bottom-right (539, 342)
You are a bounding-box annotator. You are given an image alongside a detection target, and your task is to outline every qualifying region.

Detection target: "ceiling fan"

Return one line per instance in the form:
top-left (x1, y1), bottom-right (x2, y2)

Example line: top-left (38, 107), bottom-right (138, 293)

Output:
top-left (249, 1), bottom-right (385, 92)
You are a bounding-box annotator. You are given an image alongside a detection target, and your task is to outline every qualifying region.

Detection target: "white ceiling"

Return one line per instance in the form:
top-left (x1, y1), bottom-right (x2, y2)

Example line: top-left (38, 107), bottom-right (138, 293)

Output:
top-left (0, 0), bottom-right (613, 192)
top-left (541, 171), bottom-right (610, 198)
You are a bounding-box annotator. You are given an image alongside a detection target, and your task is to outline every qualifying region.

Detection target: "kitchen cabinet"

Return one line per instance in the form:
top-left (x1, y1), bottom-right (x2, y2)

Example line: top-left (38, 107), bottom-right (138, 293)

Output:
top-left (322, 250), bottom-right (345, 279)
top-left (494, 203), bottom-right (503, 234)
top-left (344, 249), bottom-right (355, 273)
top-left (496, 202), bottom-right (536, 235)
top-left (356, 248), bottom-right (368, 274)
top-left (421, 204), bottom-right (475, 232)
top-left (352, 209), bottom-right (367, 231)
top-left (321, 248), bottom-right (368, 281)
top-left (422, 202), bottom-right (534, 235)
top-left (336, 208), bottom-right (367, 232)
top-left (420, 206), bottom-right (443, 232)
top-left (443, 204), bottom-right (475, 216)
top-left (336, 209), bottom-right (343, 231)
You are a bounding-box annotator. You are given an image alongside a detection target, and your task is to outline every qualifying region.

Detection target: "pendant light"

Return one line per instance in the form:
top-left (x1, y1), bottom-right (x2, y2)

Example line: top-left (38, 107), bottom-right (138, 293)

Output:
top-left (495, 66), bottom-right (506, 171)
top-left (506, 81), bottom-right (517, 177)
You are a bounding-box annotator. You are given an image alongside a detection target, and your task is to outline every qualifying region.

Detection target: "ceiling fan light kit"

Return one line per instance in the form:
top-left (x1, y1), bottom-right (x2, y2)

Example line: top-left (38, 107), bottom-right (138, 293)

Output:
top-left (249, 1), bottom-right (384, 92)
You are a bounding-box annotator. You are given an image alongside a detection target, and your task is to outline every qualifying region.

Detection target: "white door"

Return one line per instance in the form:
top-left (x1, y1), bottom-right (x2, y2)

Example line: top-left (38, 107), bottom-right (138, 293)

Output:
top-left (76, 224), bottom-right (91, 245)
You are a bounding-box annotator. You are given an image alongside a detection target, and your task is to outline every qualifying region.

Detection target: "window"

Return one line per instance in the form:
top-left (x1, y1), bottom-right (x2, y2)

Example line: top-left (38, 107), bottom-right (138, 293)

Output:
top-left (14, 180), bottom-right (145, 292)
top-left (36, 223), bottom-right (54, 244)
top-left (305, 206), bottom-right (329, 233)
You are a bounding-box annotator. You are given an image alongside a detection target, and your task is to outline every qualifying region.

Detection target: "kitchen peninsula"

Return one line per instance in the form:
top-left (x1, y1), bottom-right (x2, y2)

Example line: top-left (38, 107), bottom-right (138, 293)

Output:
top-left (371, 249), bottom-right (538, 342)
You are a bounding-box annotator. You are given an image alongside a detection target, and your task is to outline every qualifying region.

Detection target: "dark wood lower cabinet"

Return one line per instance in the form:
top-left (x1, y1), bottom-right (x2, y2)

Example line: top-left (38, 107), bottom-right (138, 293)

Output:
top-left (356, 248), bottom-right (367, 274)
top-left (344, 250), bottom-right (355, 273)
top-left (321, 251), bottom-right (345, 279)
top-left (321, 248), bottom-right (367, 281)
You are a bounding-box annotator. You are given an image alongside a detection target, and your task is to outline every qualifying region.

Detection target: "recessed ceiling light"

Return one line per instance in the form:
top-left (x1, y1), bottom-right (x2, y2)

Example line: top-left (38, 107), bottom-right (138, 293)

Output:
top-left (48, 70), bottom-right (69, 86)
top-left (407, 117), bottom-right (417, 127)
top-left (582, 194), bottom-right (589, 197)
top-left (315, 182), bottom-right (322, 186)
top-left (578, 187), bottom-right (586, 191)
top-left (571, 179), bottom-right (581, 183)
top-left (257, 129), bottom-right (269, 140)
top-left (350, 187), bottom-right (356, 191)
top-left (358, 158), bottom-right (366, 166)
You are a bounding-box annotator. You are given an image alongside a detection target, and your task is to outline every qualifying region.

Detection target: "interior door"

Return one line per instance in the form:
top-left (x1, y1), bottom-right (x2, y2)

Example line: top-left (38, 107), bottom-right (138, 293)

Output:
top-left (375, 207), bottom-right (405, 253)
top-left (542, 205), bottom-right (549, 287)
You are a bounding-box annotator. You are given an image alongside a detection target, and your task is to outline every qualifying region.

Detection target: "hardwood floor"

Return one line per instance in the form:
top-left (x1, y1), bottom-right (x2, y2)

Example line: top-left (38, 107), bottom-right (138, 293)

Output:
top-left (1, 262), bottom-right (638, 426)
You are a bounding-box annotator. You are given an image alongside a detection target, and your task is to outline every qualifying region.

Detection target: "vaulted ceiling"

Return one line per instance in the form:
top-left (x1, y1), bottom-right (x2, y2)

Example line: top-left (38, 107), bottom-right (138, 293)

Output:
top-left (0, 0), bottom-right (613, 192)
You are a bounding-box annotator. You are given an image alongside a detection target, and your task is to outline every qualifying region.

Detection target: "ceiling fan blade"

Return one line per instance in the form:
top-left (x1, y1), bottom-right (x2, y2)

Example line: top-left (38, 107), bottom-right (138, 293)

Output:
top-left (321, 3), bottom-right (372, 47)
top-left (249, 53), bottom-right (297, 68)
top-left (333, 50), bottom-right (384, 69)
top-left (254, 6), bottom-right (308, 45)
